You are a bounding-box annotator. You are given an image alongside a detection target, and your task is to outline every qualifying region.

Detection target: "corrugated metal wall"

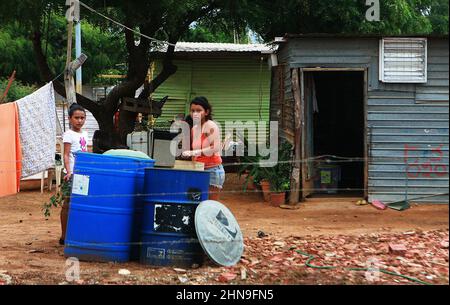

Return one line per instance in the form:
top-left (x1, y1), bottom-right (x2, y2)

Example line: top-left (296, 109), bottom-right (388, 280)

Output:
top-left (270, 44), bottom-right (295, 143)
top-left (276, 37), bottom-right (449, 203)
top-left (152, 56), bottom-right (271, 140)
top-left (152, 60), bottom-right (193, 122)
top-left (368, 38), bottom-right (449, 203)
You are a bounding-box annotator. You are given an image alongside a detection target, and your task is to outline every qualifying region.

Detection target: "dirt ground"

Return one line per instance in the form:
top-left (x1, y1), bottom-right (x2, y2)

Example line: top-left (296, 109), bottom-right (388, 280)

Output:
top-left (0, 175), bottom-right (448, 285)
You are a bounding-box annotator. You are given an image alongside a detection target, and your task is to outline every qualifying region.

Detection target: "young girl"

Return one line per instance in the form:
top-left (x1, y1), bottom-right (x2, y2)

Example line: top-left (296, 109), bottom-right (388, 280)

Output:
top-left (60, 103), bottom-right (88, 245)
top-left (182, 97), bottom-right (225, 200)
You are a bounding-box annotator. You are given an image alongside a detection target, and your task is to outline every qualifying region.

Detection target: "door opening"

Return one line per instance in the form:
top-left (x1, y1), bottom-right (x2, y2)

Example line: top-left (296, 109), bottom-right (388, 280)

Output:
top-left (304, 71), bottom-right (365, 197)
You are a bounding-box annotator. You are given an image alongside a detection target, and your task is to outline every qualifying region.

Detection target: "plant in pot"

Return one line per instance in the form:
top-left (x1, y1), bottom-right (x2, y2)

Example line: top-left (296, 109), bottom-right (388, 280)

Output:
top-left (237, 153), bottom-right (262, 192)
top-left (269, 177), bottom-right (290, 206)
top-left (267, 141), bottom-right (293, 207)
top-left (237, 138), bottom-right (272, 201)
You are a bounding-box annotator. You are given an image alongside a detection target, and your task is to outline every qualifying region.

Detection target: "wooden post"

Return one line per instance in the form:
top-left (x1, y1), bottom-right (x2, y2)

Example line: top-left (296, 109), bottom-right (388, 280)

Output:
top-left (289, 68), bottom-right (302, 204)
top-left (64, 20), bottom-right (77, 107)
top-left (0, 70), bottom-right (16, 103)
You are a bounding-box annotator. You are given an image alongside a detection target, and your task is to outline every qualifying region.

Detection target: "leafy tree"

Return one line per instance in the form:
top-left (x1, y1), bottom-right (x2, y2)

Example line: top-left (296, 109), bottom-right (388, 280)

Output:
top-left (0, 15), bottom-right (126, 85)
top-left (238, 0), bottom-right (448, 41)
top-left (427, 0), bottom-right (449, 34)
top-left (0, 78), bottom-right (37, 103)
top-left (0, 0), bottom-right (447, 152)
top-left (0, 0), bottom-right (229, 151)
top-left (182, 18), bottom-right (250, 43)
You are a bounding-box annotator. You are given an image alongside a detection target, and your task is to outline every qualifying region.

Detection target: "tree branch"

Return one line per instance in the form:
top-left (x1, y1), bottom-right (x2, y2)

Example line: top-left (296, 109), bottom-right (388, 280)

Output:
top-left (138, 40), bottom-right (177, 99)
top-left (31, 30), bottom-right (101, 119)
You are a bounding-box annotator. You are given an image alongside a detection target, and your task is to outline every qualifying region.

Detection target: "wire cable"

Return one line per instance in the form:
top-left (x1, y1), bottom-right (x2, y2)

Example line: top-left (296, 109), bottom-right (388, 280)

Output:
top-left (78, 1), bottom-right (176, 47)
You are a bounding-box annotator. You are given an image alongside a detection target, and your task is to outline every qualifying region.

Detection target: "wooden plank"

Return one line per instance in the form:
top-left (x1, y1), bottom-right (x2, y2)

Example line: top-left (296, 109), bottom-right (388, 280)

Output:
top-left (364, 69), bottom-right (369, 199)
top-left (301, 72), bottom-right (314, 198)
top-left (302, 67), bottom-right (366, 72)
top-left (64, 20), bottom-right (77, 106)
top-left (289, 68), bottom-right (302, 204)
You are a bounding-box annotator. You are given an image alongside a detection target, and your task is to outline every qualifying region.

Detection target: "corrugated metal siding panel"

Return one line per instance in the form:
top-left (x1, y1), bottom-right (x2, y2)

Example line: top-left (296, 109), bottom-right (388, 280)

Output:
top-left (277, 37), bottom-right (449, 203)
top-left (152, 60), bottom-right (192, 122)
top-left (368, 39), bottom-right (449, 203)
top-left (271, 44), bottom-right (295, 142)
top-left (367, 90), bottom-right (449, 204)
top-left (56, 106), bottom-right (98, 146)
top-left (152, 57), bottom-right (271, 140)
top-left (416, 39), bottom-right (449, 102)
top-left (191, 57), bottom-right (271, 139)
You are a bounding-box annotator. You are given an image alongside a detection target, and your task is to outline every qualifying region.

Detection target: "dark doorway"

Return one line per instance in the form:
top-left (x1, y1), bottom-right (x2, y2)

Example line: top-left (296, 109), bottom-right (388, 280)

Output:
top-left (308, 71), bottom-right (365, 196)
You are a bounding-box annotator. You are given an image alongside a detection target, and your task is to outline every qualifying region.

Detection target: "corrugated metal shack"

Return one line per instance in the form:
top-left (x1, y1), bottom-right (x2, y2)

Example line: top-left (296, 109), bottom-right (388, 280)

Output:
top-left (271, 34), bottom-right (449, 204)
top-left (151, 43), bottom-right (273, 135)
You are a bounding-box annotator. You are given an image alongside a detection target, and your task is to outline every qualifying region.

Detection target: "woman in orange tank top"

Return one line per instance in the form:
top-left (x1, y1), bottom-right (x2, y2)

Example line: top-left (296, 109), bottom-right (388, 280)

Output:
top-left (182, 97), bottom-right (225, 200)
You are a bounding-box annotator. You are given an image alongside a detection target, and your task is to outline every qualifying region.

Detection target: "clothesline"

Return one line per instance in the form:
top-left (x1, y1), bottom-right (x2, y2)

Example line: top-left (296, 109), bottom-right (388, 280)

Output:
top-left (0, 82), bottom-right (57, 197)
top-left (78, 1), bottom-right (177, 47)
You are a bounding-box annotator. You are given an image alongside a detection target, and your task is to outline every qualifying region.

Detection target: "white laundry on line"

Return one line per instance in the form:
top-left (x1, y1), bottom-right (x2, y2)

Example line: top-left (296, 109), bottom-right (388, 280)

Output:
top-left (16, 82), bottom-right (57, 178)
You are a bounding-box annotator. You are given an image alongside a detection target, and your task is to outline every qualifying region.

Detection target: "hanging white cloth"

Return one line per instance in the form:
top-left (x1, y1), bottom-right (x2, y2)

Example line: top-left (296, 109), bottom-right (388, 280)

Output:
top-left (312, 77), bottom-right (319, 113)
top-left (16, 82), bottom-right (56, 178)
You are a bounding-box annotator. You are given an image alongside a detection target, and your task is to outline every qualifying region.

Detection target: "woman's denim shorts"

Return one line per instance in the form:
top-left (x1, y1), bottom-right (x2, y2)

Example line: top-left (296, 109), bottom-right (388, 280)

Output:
top-left (205, 164), bottom-right (225, 189)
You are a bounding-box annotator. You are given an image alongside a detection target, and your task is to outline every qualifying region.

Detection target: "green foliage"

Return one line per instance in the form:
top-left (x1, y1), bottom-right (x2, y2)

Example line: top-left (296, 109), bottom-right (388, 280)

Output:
top-left (0, 78), bottom-right (37, 103)
top-left (182, 19), bottom-right (250, 43)
top-left (0, 14), bottom-right (126, 85)
top-left (237, 139), bottom-right (293, 193)
top-left (0, 23), bottom-right (43, 85)
top-left (427, 0), bottom-right (449, 34)
top-left (266, 141), bottom-right (293, 192)
top-left (42, 180), bottom-right (71, 218)
top-left (238, 0), bottom-right (448, 40)
top-left (237, 138), bottom-right (269, 192)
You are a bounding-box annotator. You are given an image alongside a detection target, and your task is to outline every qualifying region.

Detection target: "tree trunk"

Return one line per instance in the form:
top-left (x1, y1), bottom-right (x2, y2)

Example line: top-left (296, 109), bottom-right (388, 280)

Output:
top-left (31, 28), bottom-right (179, 152)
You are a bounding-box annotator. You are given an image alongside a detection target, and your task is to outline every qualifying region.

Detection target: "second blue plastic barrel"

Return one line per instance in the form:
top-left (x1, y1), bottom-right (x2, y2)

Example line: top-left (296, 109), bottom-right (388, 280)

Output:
top-left (64, 152), bottom-right (155, 262)
top-left (140, 168), bottom-right (210, 267)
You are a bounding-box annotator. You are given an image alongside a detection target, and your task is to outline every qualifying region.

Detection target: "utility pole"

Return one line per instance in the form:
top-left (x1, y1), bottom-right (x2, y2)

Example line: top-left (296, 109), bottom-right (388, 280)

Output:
top-left (65, 0), bottom-right (87, 108)
top-left (64, 0), bottom-right (78, 107)
top-left (75, 21), bottom-right (82, 95)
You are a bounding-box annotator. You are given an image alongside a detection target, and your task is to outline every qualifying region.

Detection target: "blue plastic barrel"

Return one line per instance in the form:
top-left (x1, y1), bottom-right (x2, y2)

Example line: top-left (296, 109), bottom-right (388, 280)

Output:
top-left (64, 152), bottom-right (155, 262)
top-left (140, 168), bottom-right (210, 267)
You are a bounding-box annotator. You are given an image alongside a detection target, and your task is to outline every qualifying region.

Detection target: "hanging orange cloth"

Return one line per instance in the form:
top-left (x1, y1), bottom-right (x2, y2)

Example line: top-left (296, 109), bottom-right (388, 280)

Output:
top-left (0, 102), bottom-right (22, 197)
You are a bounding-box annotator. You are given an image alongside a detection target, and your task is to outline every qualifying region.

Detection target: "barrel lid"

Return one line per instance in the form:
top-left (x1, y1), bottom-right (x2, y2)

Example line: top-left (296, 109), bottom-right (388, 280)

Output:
top-left (194, 200), bottom-right (244, 267)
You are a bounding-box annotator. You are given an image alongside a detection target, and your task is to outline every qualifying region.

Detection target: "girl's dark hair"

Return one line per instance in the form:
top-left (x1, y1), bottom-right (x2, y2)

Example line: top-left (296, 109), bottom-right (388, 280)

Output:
top-left (190, 96), bottom-right (213, 121)
top-left (68, 103), bottom-right (86, 117)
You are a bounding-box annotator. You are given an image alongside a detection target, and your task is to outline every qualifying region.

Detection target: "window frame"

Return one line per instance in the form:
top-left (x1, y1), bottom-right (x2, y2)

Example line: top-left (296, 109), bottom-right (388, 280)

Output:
top-left (379, 37), bottom-right (428, 84)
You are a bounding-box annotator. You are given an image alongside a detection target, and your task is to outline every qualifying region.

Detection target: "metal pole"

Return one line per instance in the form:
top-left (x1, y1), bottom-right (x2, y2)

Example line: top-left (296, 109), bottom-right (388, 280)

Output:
top-left (75, 21), bottom-right (82, 94)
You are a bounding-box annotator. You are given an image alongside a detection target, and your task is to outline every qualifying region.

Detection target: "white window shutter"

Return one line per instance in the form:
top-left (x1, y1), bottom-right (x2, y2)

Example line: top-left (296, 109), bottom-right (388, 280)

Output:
top-left (380, 38), bottom-right (427, 83)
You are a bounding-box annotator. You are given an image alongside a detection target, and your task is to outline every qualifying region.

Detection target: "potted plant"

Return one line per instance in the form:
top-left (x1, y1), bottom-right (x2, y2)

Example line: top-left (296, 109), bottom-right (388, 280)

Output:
top-left (237, 138), bottom-right (272, 201)
top-left (266, 141), bottom-right (293, 207)
top-left (269, 181), bottom-right (290, 206)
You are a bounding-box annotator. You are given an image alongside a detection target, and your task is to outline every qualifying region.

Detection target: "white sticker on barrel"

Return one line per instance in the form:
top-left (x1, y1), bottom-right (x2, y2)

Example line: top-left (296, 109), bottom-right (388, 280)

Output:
top-left (72, 174), bottom-right (90, 196)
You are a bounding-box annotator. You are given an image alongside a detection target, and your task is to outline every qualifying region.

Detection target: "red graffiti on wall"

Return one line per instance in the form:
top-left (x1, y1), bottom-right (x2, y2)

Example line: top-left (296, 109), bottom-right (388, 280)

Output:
top-left (404, 144), bottom-right (448, 178)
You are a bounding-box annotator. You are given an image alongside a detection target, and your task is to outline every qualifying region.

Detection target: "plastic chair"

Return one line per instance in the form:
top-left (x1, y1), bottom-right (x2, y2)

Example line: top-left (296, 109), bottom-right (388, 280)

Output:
top-left (49, 137), bottom-right (65, 193)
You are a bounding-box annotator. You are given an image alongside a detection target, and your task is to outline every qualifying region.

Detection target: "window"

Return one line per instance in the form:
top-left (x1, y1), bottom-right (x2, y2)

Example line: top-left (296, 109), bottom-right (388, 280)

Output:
top-left (379, 38), bottom-right (427, 83)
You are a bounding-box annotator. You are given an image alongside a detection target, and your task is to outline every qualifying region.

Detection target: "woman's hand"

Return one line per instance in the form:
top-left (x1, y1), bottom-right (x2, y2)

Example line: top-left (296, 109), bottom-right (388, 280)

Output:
top-left (181, 150), bottom-right (202, 157)
top-left (63, 173), bottom-right (72, 182)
